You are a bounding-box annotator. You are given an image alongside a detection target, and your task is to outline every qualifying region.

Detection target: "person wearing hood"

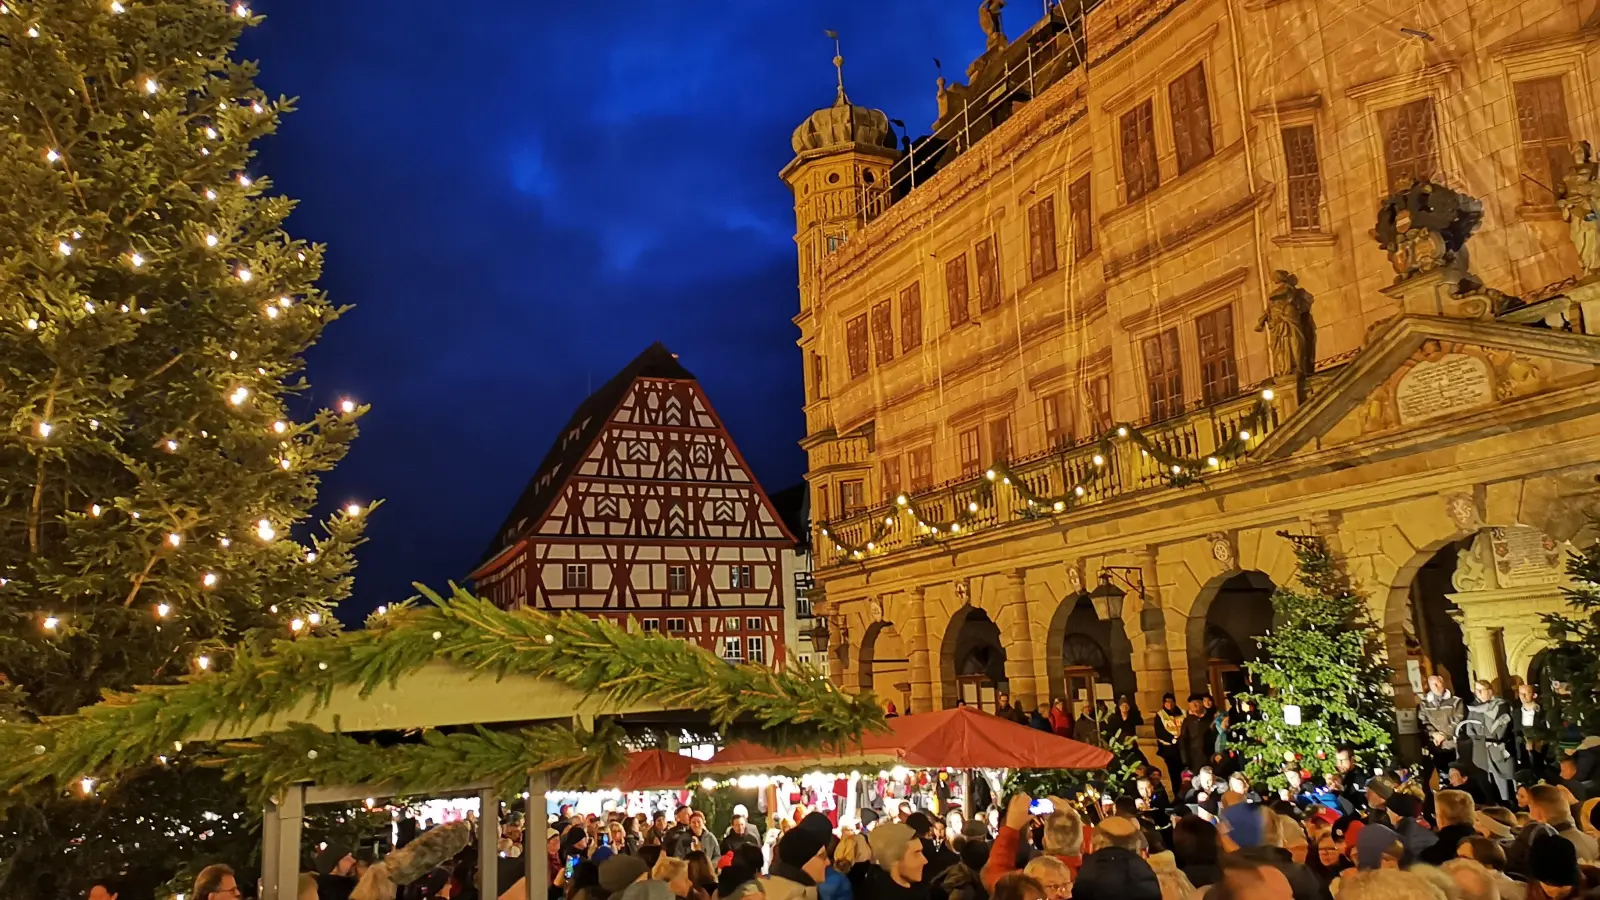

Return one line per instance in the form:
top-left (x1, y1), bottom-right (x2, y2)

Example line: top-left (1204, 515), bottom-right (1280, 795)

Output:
top-left (863, 822), bottom-right (928, 900)
top-left (1419, 675), bottom-right (1467, 789)
top-left (930, 837), bottom-right (989, 900)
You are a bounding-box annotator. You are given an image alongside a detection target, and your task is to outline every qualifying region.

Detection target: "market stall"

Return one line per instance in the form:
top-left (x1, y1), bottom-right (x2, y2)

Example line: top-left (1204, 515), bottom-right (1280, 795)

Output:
top-left (698, 706), bottom-right (1111, 827)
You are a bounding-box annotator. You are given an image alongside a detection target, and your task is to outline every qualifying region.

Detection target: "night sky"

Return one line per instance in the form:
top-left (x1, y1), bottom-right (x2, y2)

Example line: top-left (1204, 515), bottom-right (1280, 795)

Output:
top-left (240, 1), bottom-right (991, 613)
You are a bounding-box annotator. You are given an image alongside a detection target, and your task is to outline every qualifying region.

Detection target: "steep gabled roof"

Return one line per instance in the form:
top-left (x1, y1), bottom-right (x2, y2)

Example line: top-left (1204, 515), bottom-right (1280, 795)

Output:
top-left (479, 343), bottom-right (695, 562)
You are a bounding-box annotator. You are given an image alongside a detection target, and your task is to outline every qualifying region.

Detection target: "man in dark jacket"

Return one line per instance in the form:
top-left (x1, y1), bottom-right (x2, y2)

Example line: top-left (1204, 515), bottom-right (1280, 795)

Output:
top-left (864, 822), bottom-right (931, 900)
top-left (1419, 675), bottom-right (1466, 789)
top-left (929, 839), bottom-right (989, 900)
top-left (1179, 696), bottom-right (1215, 775)
top-left (1510, 682), bottom-right (1548, 772)
top-left (908, 813), bottom-right (959, 884)
top-left (315, 845), bottom-right (358, 900)
top-left (722, 813), bottom-right (761, 854)
top-left (995, 694), bottom-right (1027, 726)
top-left (1418, 789), bottom-right (1477, 865)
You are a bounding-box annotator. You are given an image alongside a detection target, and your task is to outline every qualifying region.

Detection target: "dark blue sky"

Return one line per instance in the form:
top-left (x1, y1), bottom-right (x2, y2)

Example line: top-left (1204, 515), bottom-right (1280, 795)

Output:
top-left (242, 1), bottom-right (993, 612)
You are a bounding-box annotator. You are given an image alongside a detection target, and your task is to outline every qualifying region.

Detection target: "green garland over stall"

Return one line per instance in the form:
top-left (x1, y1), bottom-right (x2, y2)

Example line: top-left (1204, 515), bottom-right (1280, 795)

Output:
top-left (0, 586), bottom-right (885, 804)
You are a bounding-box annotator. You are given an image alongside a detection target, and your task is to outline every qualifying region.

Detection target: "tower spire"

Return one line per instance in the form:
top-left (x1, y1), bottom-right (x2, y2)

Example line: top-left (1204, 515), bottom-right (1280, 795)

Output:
top-left (825, 29), bottom-right (847, 104)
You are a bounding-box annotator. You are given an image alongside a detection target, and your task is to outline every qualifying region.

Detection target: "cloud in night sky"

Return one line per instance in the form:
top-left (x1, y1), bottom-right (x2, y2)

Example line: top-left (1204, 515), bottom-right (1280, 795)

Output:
top-left (239, 0), bottom-right (990, 612)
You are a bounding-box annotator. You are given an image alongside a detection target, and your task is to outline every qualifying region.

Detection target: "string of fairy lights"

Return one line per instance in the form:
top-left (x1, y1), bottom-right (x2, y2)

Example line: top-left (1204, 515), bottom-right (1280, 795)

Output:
top-left (5, 0), bottom-right (368, 681)
top-left (818, 389), bottom-right (1278, 560)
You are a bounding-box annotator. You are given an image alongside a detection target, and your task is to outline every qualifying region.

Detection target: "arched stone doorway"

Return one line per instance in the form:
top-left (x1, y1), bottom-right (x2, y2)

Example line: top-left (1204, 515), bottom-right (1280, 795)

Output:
top-left (941, 606), bottom-right (1007, 711)
top-left (1188, 571), bottom-right (1275, 699)
top-left (858, 621), bottom-right (910, 713)
top-left (1045, 593), bottom-right (1137, 718)
top-left (1396, 539), bottom-right (1472, 696)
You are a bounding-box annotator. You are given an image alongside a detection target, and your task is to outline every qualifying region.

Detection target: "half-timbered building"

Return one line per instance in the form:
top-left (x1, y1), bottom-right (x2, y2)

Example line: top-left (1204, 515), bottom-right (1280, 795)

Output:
top-left (471, 343), bottom-right (796, 667)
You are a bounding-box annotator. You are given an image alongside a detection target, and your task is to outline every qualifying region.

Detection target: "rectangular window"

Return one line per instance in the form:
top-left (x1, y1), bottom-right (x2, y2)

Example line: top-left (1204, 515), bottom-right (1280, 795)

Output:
top-left (908, 446), bottom-right (934, 492)
top-left (881, 455), bottom-right (902, 501)
top-left (563, 563), bottom-right (590, 590)
top-left (814, 486), bottom-right (829, 523)
top-left (1043, 393), bottom-right (1071, 449)
top-left (1378, 97), bottom-right (1440, 189)
top-left (795, 595), bottom-right (812, 618)
top-left (1027, 196), bottom-right (1059, 281)
top-left (747, 636), bottom-right (766, 664)
top-left (666, 617), bottom-right (686, 633)
top-left (729, 564), bottom-right (755, 589)
top-left (722, 637), bottom-right (743, 662)
top-left (958, 427), bottom-right (983, 477)
top-left (1281, 125), bottom-right (1322, 231)
top-left (809, 352), bottom-right (825, 400)
top-left (1196, 306), bottom-right (1239, 404)
top-left (975, 235), bottom-right (1002, 311)
top-left (725, 615), bottom-right (741, 631)
top-left (1141, 328), bottom-right (1185, 421)
top-left (845, 313), bottom-right (869, 379)
top-left (1169, 63), bottom-right (1214, 175)
top-left (945, 254), bottom-right (971, 328)
top-left (1514, 77), bottom-right (1572, 206)
top-left (899, 282), bottom-right (923, 352)
top-left (1120, 100), bottom-right (1161, 202)
top-left (988, 417), bottom-right (1013, 463)
top-left (746, 616), bottom-right (763, 632)
top-left (839, 479), bottom-right (865, 517)
top-left (1068, 175), bottom-right (1093, 260)
top-left (667, 565), bottom-right (688, 593)
top-left (642, 618), bottom-right (660, 633)
top-left (1087, 376), bottom-right (1113, 436)
top-left (871, 300), bottom-right (896, 366)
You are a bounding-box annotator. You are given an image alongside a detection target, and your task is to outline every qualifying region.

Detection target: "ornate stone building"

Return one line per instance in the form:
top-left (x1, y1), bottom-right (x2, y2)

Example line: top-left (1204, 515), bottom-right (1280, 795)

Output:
top-left (785, 0), bottom-right (1600, 750)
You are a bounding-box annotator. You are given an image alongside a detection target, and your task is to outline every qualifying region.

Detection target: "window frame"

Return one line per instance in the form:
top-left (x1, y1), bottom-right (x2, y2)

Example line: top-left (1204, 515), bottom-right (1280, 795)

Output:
top-left (871, 299), bottom-right (896, 366)
top-left (729, 564), bottom-right (755, 590)
top-left (975, 234), bottom-right (1003, 312)
top-left (988, 416), bottom-right (1013, 464)
top-left (1067, 174), bottom-right (1093, 260)
top-left (880, 455), bottom-right (902, 501)
top-left (900, 282), bottom-right (924, 352)
top-left (746, 636), bottom-right (766, 664)
top-left (1168, 62), bottom-right (1216, 176)
top-left (945, 253), bottom-right (971, 329)
top-left (667, 565), bottom-right (689, 593)
top-left (1280, 124), bottom-right (1323, 232)
top-left (958, 427), bottom-right (983, 478)
top-left (845, 313), bottom-right (870, 380)
top-left (1119, 99), bottom-right (1162, 203)
top-left (1042, 392), bottom-right (1071, 450)
top-left (1141, 328), bottom-right (1185, 422)
top-left (666, 617), bottom-right (686, 633)
top-left (1195, 305), bottom-right (1240, 405)
top-left (1027, 195), bottom-right (1059, 281)
top-left (1512, 75), bottom-right (1573, 208)
top-left (838, 479), bottom-right (865, 517)
top-left (563, 563), bottom-right (590, 591)
top-left (1376, 96), bottom-right (1441, 190)
top-left (908, 446), bottom-right (934, 493)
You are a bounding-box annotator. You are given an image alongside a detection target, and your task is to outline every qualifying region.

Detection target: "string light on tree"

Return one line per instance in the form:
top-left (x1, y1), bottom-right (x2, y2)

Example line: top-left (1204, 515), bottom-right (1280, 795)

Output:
top-left (42, 616), bottom-right (59, 632)
top-left (195, 655), bottom-right (210, 671)
top-left (228, 386), bottom-right (250, 406)
top-left (143, 78), bottom-right (158, 94)
top-left (255, 519), bottom-right (276, 541)
top-left (156, 604), bottom-right (171, 618)
top-left (339, 399), bottom-right (357, 414)
top-left (36, 422), bottom-right (52, 438)
top-left (202, 572), bottom-right (218, 588)
top-left (344, 503), bottom-right (362, 517)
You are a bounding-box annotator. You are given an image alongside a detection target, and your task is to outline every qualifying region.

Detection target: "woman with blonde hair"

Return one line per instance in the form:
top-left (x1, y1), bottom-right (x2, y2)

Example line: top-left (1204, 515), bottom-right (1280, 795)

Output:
top-left (832, 832), bottom-right (873, 874)
top-left (652, 856), bottom-right (696, 900)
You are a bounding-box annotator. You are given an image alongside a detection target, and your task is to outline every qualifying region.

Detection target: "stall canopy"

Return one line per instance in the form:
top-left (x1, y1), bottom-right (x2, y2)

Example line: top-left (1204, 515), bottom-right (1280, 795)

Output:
top-left (698, 706), bottom-right (1112, 773)
top-left (604, 749), bottom-right (693, 792)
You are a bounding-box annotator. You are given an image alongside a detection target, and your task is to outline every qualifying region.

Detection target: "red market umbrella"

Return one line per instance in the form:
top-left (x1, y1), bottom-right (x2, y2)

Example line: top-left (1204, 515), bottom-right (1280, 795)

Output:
top-left (698, 706), bottom-right (1112, 774)
top-left (605, 750), bottom-right (694, 792)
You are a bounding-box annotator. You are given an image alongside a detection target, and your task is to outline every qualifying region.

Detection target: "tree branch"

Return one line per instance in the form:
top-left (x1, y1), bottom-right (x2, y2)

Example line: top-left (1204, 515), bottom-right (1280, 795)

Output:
top-left (26, 370), bottom-right (63, 556)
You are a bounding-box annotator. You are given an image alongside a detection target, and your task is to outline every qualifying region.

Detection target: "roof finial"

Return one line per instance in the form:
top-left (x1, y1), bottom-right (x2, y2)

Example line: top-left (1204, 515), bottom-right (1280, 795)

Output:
top-left (825, 29), bottom-right (847, 104)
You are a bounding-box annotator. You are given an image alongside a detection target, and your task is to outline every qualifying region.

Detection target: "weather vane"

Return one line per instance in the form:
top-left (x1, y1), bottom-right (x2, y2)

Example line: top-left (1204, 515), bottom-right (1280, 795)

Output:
top-left (825, 29), bottom-right (847, 102)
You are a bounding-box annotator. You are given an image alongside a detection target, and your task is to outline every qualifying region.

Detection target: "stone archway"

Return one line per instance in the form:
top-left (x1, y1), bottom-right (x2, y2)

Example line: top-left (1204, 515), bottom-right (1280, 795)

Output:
top-left (858, 620), bottom-right (910, 713)
top-left (1384, 537), bottom-right (1475, 699)
top-left (940, 605), bottom-right (1007, 711)
top-left (1044, 592), bottom-right (1137, 718)
top-left (1185, 570), bottom-right (1275, 700)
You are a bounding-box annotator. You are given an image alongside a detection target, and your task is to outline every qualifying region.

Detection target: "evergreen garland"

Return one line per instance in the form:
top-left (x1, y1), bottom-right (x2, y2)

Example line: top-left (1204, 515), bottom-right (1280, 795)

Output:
top-left (1235, 533), bottom-right (1394, 786)
top-left (0, 584), bottom-right (883, 801)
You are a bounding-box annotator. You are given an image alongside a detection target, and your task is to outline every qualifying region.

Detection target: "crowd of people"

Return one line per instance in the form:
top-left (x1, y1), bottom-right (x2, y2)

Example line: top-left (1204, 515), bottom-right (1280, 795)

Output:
top-left (77, 676), bottom-right (1600, 900)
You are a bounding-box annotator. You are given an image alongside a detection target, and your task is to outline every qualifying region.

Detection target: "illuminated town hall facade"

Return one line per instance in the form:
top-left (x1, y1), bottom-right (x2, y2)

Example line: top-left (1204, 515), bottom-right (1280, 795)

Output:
top-left (787, 0), bottom-right (1600, 749)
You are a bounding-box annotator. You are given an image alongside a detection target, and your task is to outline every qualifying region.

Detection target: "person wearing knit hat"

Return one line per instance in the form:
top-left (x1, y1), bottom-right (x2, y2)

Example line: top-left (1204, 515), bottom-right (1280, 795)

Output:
top-left (767, 827), bottom-right (830, 900)
top-left (717, 865), bottom-right (762, 900)
top-left (1363, 774), bottom-right (1396, 817)
top-left (599, 855), bottom-right (652, 895)
top-left (1217, 803), bottom-right (1267, 851)
top-left (1528, 831), bottom-right (1587, 893)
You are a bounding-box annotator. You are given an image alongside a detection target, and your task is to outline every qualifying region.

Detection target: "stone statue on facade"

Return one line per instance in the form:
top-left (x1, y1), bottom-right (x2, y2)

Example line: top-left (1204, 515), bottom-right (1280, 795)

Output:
top-left (1374, 178), bottom-right (1483, 282)
top-left (936, 76), bottom-right (951, 121)
top-left (1559, 140), bottom-right (1600, 278)
top-left (1256, 270), bottom-right (1316, 380)
top-left (979, 0), bottom-right (1007, 51)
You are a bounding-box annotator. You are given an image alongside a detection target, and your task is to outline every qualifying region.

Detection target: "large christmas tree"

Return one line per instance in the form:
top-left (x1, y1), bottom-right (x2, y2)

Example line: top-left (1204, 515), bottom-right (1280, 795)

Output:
top-left (0, 1), bottom-right (366, 894)
top-left (1236, 533), bottom-right (1394, 785)
top-left (1538, 538), bottom-right (1600, 740)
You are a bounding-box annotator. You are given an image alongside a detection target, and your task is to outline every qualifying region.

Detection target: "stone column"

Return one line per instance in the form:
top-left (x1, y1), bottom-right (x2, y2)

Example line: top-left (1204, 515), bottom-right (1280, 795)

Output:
top-left (904, 586), bottom-right (935, 715)
top-left (997, 570), bottom-right (1040, 710)
top-left (1134, 547), bottom-right (1175, 714)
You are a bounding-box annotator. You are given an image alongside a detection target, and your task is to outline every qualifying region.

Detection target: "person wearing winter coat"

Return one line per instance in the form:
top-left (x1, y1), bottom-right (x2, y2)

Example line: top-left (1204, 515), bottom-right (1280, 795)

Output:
top-left (1029, 705), bottom-right (1053, 734)
top-left (1154, 694), bottom-right (1186, 784)
top-left (1419, 675), bottom-right (1467, 787)
top-left (765, 826), bottom-right (831, 900)
top-left (1047, 700), bottom-right (1072, 737)
top-left (1524, 832), bottom-right (1600, 900)
top-left (929, 840), bottom-right (989, 900)
top-left (1178, 698), bottom-right (1214, 776)
top-left (1464, 679), bottom-right (1518, 803)
top-left (863, 823), bottom-right (930, 900)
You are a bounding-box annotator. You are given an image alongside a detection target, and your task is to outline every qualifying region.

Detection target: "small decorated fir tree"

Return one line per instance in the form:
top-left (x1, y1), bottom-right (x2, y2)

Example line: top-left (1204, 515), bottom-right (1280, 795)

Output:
top-left (1236, 533), bottom-right (1394, 785)
top-left (1538, 538), bottom-right (1600, 740)
top-left (0, 1), bottom-right (366, 894)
